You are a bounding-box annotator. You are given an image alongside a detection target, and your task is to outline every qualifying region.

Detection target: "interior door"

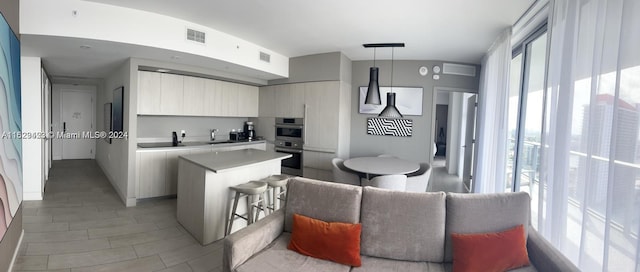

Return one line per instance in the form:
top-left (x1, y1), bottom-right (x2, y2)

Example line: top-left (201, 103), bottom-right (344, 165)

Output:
top-left (462, 95), bottom-right (477, 190)
top-left (61, 90), bottom-right (95, 159)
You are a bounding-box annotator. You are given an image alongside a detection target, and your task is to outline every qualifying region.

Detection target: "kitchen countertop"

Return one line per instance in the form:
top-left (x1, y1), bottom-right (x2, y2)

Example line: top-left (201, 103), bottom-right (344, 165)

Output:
top-left (136, 139), bottom-right (266, 151)
top-left (179, 149), bottom-right (291, 173)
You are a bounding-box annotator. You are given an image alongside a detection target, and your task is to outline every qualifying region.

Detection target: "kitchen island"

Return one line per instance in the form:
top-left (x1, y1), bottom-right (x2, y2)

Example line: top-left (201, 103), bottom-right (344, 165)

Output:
top-left (176, 149), bottom-right (291, 245)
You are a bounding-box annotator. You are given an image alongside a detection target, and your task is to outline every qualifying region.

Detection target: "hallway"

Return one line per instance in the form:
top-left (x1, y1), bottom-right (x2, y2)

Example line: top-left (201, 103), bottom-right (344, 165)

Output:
top-left (428, 157), bottom-right (468, 193)
top-left (13, 160), bottom-right (223, 272)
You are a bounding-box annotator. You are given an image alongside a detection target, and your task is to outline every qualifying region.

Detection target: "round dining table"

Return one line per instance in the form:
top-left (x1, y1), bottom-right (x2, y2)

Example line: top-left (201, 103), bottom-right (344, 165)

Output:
top-left (343, 157), bottom-right (420, 180)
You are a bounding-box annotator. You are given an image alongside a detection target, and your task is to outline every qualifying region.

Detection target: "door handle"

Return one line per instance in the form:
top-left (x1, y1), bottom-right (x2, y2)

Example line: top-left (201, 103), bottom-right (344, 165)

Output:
top-left (63, 122), bottom-right (66, 133)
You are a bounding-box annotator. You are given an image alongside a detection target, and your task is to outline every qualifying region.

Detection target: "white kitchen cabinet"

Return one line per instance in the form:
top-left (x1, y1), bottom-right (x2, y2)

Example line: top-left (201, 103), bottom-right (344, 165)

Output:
top-left (304, 81), bottom-right (340, 151)
top-left (160, 73), bottom-right (184, 115)
top-left (237, 84), bottom-right (259, 117)
top-left (165, 149), bottom-right (191, 195)
top-left (136, 142), bottom-right (268, 199)
top-left (137, 71), bottom-right (260, 117)
top-left (204, 79), bottom-right (223, 116)
top-left (137, 151), bottom-right (168, 198)
top-left (183, 76), bottom-right (206, 116)
top-left (137, 71), bottom-right (162, 114)
top-left (259, 85), bottom-right (276, 118)
top-left (274, 83), bottom-right (305, 118)
top-left (221, 81), bottom-right (238, 116)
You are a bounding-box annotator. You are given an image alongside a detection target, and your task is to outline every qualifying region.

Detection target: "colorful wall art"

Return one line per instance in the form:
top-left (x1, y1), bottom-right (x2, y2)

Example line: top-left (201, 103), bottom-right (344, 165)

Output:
top-left (0, 12), bottom-right (22, 242)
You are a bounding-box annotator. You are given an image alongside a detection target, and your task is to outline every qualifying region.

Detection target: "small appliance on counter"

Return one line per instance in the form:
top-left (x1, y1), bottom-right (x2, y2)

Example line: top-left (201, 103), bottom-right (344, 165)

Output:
top-left (229, 130), bottom-right (247, 141)
top-left (244, 121), bottom-right (255, 141)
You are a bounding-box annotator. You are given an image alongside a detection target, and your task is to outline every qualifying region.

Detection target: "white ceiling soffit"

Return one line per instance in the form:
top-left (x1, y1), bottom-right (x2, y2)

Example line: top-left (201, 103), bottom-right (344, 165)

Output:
top-left (20, 35), bottom-right (276, 83)
top-left (85, 0), bottom-right (534, 64)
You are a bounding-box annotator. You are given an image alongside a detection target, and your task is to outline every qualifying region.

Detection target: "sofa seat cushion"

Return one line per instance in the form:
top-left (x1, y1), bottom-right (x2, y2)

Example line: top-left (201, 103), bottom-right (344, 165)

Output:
top-left (236, 233), bottom-right (351, 272)
top-left (351, 256), bottom-right (446, 272)
top-left (361, 187), bottom-right (447, 262)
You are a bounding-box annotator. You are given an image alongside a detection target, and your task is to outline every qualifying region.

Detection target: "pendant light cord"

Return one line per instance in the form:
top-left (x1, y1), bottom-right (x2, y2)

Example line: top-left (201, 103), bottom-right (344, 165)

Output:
top-left (390, 47), bottom-right (394, 93)
top-left (373, 48), bottom-right (377, 67)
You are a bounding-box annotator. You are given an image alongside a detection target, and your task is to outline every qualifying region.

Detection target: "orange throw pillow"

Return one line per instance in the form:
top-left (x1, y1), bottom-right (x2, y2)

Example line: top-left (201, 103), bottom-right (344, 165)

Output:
top-left (452, 224), bottom-right (530, 272)
top-left (287, 213), bottom-right (362, 267)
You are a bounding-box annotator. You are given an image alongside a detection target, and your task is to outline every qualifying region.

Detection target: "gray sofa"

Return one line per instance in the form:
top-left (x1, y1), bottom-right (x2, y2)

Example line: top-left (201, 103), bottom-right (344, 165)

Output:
top-left (223, 177), bottom-right (579, 272)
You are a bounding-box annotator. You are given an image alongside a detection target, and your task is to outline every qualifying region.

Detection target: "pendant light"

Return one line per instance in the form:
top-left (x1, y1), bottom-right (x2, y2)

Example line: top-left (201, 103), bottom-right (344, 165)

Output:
top-left (378, 46), bottom-right (404, 118)
top-left (364, 47), bottom-right (381, 105)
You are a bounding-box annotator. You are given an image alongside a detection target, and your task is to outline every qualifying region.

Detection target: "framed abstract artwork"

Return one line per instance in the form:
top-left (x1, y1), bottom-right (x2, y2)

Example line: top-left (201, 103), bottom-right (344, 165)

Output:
top-left (0, 12), bottom-right (22, 240)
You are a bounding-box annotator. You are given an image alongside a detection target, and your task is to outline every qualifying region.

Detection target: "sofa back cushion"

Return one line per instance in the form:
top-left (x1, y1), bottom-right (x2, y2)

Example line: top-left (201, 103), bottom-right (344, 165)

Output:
top-left (360, 187), bottom-right (446, 262)
top-left (444, 192), bottom-right (530, 262)
top-left (284, 177), bottom-right (363, 233)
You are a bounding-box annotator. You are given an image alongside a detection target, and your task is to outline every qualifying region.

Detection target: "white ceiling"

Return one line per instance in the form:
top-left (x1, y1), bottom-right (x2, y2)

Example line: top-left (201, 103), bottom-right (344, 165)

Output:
top-left (24, 0), bottom-right (534, 80)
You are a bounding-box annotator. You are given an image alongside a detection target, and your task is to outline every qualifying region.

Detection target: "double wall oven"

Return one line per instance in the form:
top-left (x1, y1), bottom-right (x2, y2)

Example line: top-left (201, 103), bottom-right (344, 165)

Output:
top-left (275, 118), bottom-right (303, 176)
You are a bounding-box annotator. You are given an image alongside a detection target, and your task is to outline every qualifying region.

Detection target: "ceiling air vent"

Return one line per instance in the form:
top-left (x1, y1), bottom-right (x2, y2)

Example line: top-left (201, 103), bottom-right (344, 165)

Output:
top-left (259, 51), bottom-right (271, 63)
top-left (186, 28), bottom-right (206, 44)
top-left (442, 63), bottom-right (476, 77)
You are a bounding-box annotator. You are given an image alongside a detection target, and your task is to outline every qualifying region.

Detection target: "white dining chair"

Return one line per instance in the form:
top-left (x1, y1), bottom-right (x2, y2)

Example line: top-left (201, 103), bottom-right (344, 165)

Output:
top-left (368, 174), bottom-right (407, 191)
top-left (406, 163), bottom-right (432, 192)
top-left (331, 158), bottom-right (361, 186)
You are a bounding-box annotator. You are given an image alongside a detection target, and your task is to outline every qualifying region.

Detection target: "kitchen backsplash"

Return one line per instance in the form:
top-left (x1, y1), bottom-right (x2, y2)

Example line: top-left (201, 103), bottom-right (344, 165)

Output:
top-left (137, 115), bottom-right (249, 141)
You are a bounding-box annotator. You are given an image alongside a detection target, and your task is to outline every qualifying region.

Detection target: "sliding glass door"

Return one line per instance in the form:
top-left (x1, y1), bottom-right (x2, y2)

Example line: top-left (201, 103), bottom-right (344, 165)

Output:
top-left (508, 27), bottom-right (548, 193)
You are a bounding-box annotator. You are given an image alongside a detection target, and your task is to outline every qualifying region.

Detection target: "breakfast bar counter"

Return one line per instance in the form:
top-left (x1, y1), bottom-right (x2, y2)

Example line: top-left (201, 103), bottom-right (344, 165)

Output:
top-left (177, 149), bottom-right (291, 245)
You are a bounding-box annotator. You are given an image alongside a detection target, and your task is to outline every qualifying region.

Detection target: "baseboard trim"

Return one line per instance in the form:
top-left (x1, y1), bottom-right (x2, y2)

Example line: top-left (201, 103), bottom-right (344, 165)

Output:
top-left (8, 230), bottom-right (24, 272)
top-left (96, 160), bottom-right (137, 207)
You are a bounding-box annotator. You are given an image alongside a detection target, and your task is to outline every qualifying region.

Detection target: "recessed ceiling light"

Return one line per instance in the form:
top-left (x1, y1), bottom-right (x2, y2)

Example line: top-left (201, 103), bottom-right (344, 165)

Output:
top-left (156, 69), bottom-right (171, 73)
top-left (79, 45), bottom-right (91, 49)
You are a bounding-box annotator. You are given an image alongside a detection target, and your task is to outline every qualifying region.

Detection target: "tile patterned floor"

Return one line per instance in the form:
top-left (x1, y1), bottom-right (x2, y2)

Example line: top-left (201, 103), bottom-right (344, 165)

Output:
top-left (13, 160), bottom-right (223, 272)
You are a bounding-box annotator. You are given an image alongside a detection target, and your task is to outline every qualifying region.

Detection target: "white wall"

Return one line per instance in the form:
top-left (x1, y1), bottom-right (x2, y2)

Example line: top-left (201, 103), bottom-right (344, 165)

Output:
top-left (446, 92), bottom-right (462, 174)
top-left (96, 61), bottom-right (134, 206)
top-left (20, 0), bottom-right (288, 78)
top-left (457, 94), bottom-right (472, 178)
top-left (21, 57), bottom-right (44, 200)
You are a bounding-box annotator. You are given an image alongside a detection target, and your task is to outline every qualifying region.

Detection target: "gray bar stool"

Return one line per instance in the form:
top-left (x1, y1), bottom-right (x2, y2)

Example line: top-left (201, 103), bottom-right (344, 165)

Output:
top-left (263, 174), bottom-right (290, 213)
top-left (225, 180), bottom-right (268, 236)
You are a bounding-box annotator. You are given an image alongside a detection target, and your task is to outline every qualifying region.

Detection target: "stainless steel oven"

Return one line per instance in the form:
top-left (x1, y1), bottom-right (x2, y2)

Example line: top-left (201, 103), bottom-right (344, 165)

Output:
top-left (275, 118), bottom-right (304, 176)
top-left (275, 140), bottom-right (303, 176)
top-left (275, 118), bottom-right (304, 142)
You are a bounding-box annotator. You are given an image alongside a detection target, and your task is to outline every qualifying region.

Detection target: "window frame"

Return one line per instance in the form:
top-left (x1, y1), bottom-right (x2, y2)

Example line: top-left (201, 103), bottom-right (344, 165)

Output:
top-left (509, 22), bottom-right (548, 192)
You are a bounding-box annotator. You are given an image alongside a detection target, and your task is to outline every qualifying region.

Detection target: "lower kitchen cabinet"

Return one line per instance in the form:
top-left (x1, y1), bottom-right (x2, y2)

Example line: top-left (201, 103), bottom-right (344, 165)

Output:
top-left (302, 150), bottom-right (336, 181)
top-left (165, 149), bottom-right (191, 195)
top-left (136, 142), bottom-right (267, 199)
top-left (137, 151), bottom-right (168, 198)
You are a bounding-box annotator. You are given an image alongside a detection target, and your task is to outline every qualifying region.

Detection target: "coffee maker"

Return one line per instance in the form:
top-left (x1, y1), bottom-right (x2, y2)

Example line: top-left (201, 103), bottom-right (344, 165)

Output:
top-left (244, 121), bottom-right (255, 141)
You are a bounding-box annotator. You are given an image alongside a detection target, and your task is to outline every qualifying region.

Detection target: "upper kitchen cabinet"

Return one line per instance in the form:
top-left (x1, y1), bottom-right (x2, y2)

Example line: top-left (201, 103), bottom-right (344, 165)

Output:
top-left (204, 78), bottom-right (224, 116)
top-left (259, 85), bottom-right (276, 117)
top-left (159, 73), bottom-right (184, 115)
top-left (259, 83), bottom-right (305, 118)
top-left (220, 81), bottom-right (239, 116)
top-left (304, 81), bottom-right (340, 151)
top-left (137, 71), bottom-right (258, 117)
top-left (138, 71), bottom-right (162, 114)
top-left (275, 83), bottom-right (305, 118)
top-left (183, 76), bottom-right (206, 116)
top-left (237, 84), bottom-right (259, 117)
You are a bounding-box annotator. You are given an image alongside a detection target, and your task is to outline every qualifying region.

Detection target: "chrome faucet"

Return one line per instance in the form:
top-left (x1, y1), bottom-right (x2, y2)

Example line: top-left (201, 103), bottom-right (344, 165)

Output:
top-left (210, 129), bottom-right (218, 141)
